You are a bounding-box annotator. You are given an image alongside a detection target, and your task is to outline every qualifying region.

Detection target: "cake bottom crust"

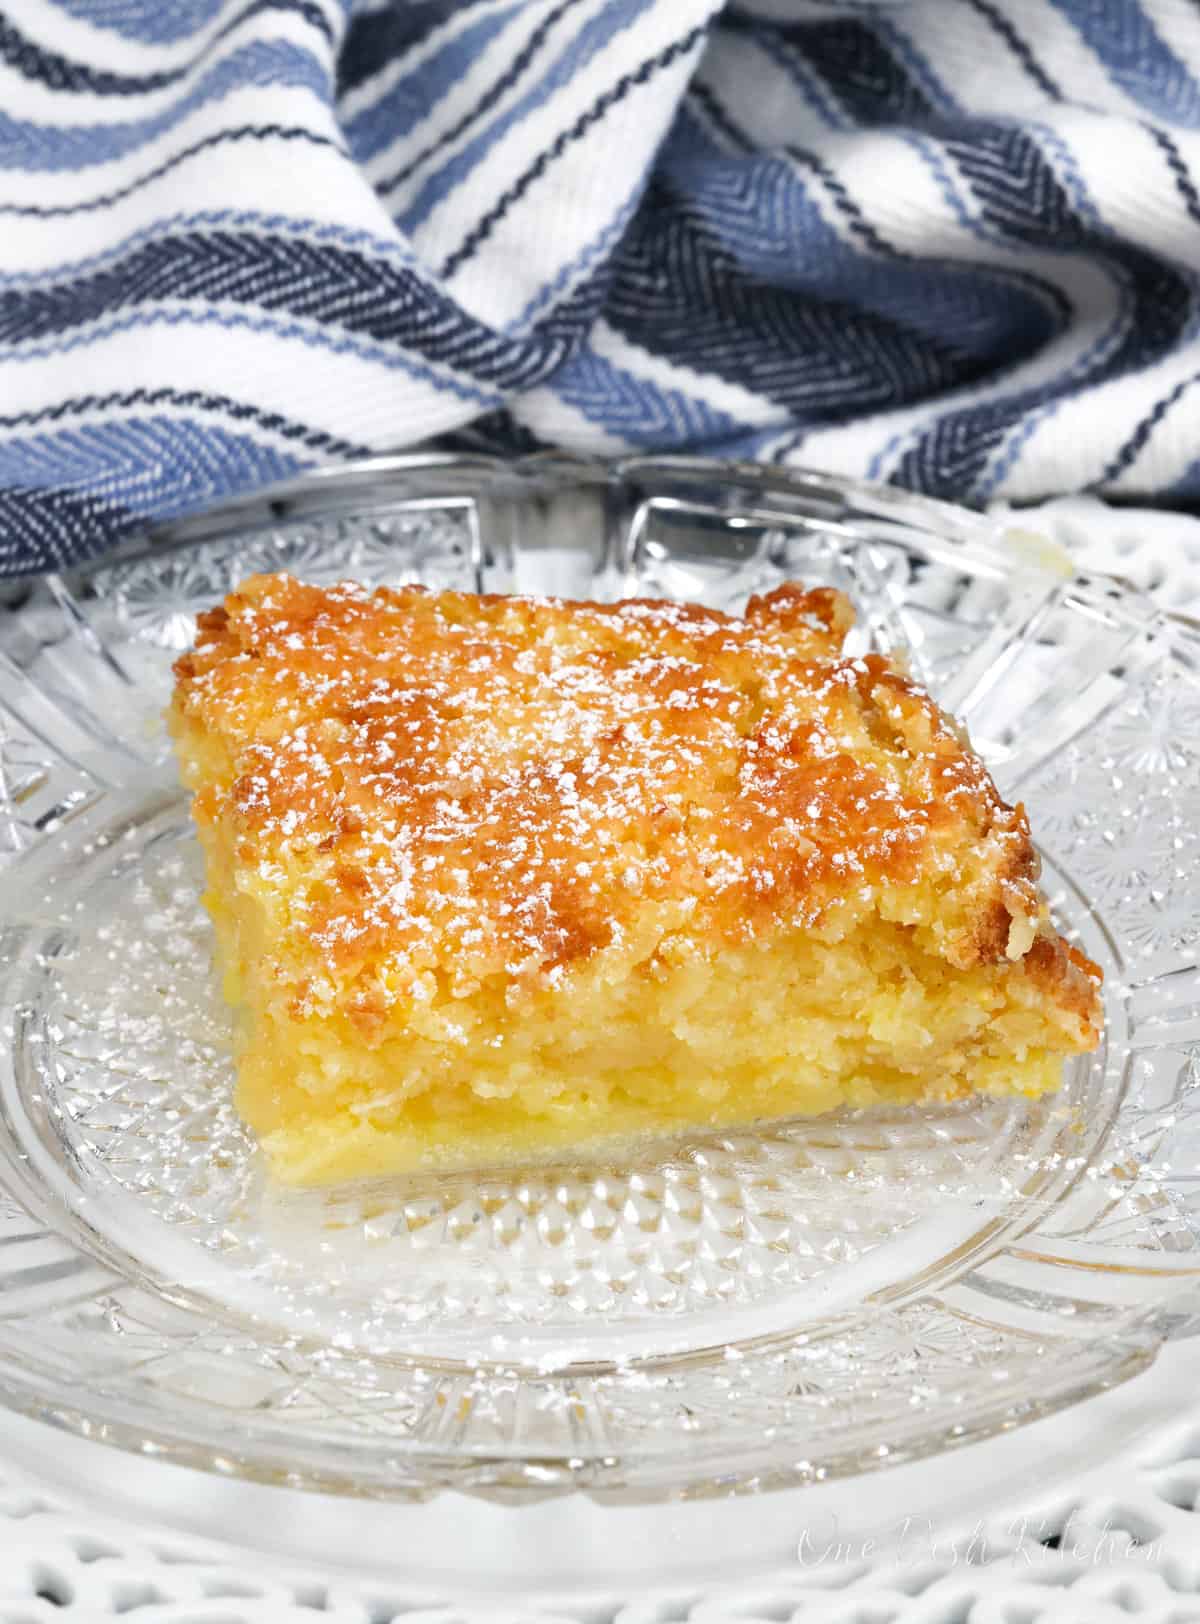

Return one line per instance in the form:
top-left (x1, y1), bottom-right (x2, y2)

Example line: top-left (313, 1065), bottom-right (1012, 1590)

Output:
top-left (213, 909), bottom-right (1080, 1185)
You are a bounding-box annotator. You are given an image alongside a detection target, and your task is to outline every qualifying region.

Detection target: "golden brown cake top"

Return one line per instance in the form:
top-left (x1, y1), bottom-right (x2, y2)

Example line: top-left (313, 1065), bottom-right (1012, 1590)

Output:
top-left (170, 574), bottom-right (1097, 1017)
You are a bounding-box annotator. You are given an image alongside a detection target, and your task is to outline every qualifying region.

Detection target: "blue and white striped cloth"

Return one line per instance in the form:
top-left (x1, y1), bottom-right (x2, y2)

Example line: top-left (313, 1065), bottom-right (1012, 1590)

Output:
top-left (5, 0), bottom-right (1200, 575)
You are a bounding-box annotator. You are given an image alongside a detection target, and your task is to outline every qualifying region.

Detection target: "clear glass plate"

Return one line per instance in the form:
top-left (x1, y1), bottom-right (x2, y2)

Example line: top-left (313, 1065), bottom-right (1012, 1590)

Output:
top-left (1, 453), bottom-right (1198, 1505)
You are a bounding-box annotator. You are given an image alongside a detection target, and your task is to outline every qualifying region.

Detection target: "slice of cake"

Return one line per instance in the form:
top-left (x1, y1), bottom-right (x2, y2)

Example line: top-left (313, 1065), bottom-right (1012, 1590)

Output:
top-left (169, 574), bottom-right (1102, 1186)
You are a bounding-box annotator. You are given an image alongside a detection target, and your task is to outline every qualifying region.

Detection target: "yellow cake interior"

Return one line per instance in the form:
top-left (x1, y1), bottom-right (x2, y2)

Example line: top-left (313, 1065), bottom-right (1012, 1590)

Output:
top-left (169, 574), bottom-right (1102, 1186)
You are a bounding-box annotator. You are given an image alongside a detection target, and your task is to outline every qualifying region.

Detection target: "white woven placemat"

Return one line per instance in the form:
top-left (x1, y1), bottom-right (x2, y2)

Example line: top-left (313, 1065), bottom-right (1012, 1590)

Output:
top-left (0, 496), bottom-right (1197, 1624)
top-left (0, 1335), bottom-right (1198, 1622)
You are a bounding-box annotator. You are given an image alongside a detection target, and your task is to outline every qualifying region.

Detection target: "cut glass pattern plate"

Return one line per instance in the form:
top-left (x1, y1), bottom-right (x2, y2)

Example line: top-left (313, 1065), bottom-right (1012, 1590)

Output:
top-left (0, 453), bottom-right (1198, 1510)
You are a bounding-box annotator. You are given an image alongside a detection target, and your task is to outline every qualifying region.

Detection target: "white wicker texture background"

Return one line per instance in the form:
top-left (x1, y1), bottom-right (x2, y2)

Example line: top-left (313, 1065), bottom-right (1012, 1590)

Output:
top-left (4, 1363), bottom-right (1200, 1624)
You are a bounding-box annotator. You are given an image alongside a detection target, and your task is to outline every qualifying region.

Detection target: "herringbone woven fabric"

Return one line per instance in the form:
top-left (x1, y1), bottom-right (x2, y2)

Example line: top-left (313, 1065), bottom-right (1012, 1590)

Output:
top-left (5, 0), bottom-right (1200, 574)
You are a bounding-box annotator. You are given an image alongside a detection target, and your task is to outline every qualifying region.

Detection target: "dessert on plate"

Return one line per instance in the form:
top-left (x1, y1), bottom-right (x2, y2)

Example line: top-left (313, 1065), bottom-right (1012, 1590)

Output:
top-left (169, 573), bottom-right (1102, 1186)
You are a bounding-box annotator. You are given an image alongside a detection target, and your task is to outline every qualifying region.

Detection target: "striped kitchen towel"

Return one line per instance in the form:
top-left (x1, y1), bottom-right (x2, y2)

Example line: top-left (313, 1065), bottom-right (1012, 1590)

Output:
top-left (5, 0), bottom-right (1200, 575)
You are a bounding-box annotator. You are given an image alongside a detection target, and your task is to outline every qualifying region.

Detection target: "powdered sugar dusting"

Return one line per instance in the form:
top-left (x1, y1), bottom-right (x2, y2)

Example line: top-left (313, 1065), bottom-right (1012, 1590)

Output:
top-left (170, 575), bottom-right (1044, 1006)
